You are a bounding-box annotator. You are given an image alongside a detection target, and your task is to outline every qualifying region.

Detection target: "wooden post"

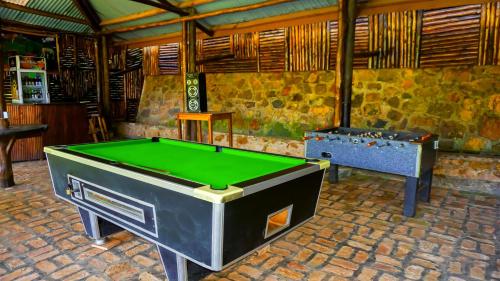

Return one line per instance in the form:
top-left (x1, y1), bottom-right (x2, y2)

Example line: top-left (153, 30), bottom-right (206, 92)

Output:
top-left (342, 0), bottom-right (356, 127)
top-left (101, 36), bottom-right (110, 118)
top-left (187, 20), bottom-right (197, 140)
top-left (94, 37), bottom-right (102, 106)
top-left (334, 0), bottom-right (347, 127)
top-left (334, 0), bottom-right (356, 128)
top-left (188, 21), bottom-right (196, 72)
top-left (0, 46), bottom-right (4, 112)
top-left (181, 22), bottom-right (188, 110)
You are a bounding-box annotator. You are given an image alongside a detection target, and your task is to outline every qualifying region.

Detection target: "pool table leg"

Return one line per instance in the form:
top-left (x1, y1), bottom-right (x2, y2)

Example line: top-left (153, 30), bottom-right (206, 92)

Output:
top-left (157, 245), bottom-right (213, 281)
top-left (78, 207), bottom-right (123, 245)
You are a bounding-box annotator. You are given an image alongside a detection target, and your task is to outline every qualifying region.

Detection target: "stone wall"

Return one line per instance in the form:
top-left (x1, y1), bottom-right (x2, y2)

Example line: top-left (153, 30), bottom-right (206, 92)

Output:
top-left (136, 72), bottom-right (335, 139)
top-left (351, 66), bottom-right (500, 154)
top-left (132, 66), bottom-right (499, 154)
top-left (116, 122), bottom-right (304, 156)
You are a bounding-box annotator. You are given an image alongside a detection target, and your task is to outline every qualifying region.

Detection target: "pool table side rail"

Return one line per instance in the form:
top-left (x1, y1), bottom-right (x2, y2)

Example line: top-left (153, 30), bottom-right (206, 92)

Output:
top-left (232, 163), bottom-right (322, 195)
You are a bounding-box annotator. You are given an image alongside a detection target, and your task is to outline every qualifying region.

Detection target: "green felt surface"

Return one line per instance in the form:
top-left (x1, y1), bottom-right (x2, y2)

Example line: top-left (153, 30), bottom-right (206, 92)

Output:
top-left (68, 138), bottom-right (305, 189)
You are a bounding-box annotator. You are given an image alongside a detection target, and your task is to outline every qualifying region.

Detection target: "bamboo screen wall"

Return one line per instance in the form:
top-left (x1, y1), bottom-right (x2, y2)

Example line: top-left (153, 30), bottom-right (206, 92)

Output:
top-left (139, 2), bottom-right (499, 75)
top-left (58, 34), bottom-right (99, 105)
top-left (114, 2), bottom-right (498, 121)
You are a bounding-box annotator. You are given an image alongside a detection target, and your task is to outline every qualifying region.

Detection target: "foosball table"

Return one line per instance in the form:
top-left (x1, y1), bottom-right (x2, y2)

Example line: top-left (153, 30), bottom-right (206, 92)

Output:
top-left (304, 127), bottom-right (439, 217)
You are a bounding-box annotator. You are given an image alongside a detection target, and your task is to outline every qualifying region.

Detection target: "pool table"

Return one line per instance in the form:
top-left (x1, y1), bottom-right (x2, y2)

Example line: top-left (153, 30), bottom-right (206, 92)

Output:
top-left (45, 138), bottom-right (328, 281)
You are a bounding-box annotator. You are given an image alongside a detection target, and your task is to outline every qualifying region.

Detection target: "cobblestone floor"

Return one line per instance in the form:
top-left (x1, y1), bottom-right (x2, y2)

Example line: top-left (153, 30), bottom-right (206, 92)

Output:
top-left (0, 161), bottom-right (498, 281)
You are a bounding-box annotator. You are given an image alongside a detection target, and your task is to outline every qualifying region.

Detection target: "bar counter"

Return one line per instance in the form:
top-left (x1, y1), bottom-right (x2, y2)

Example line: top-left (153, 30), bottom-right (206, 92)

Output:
top-left (7, 103), bottom-right (90, 161)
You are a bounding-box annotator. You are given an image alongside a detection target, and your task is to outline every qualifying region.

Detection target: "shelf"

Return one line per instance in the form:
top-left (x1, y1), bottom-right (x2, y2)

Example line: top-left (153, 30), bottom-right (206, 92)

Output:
top-left (18, 69), bottom-right (46, 73)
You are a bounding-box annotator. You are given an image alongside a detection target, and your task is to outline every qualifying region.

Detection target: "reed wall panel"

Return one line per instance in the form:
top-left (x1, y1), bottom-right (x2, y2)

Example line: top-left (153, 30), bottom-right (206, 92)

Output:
top-left (354, 17), bottom-right (369, 68)
top-left (57, 35), bottom-right (98, 103)
top-left (420, 4), bottom-right (481, 67)
top-left (199, 36), bottom-right (258, 73)
top-left (123, 48), bottom-right (144, 122)
top-left (368, 11), bottom-right (423, 68)
top-left (142, 46), bottom-right (160, 76)
top-left (328, 20), bottom-right (338, 70)
top-left (159, 43), bottom-right (180, 74)
top-left (479, 2), bottom-right (500, 65)
top-left (259, 29), bottom-right (286, 72)
top-left (139, 1), bottom-right (498, 74)
top-left (286, 22), bottom-right (330, 72)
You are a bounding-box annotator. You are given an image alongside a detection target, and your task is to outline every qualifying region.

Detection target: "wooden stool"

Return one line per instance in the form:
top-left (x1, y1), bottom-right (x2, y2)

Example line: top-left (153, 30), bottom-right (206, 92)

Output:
top-left (177, 112), bottom-right (233, 147)
top-left (89, 115), bottom-right (109, 143)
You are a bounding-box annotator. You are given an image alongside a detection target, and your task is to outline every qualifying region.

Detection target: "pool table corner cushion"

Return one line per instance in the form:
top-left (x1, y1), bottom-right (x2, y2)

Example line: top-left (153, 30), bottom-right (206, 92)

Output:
top-left (44, 138), bottom-right (328, 281)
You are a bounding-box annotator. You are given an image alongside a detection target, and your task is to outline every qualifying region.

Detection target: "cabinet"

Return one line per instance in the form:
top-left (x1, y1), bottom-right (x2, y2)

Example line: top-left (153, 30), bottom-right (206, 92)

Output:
top-left (9, 56), bottom-right (50, 104)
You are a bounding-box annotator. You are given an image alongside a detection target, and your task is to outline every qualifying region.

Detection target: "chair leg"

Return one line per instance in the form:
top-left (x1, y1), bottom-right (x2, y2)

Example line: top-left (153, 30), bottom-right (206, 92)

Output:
top-left (89, 118), bottom-right (98, 143)
top-left (99, 117), bottom-right (109, 141)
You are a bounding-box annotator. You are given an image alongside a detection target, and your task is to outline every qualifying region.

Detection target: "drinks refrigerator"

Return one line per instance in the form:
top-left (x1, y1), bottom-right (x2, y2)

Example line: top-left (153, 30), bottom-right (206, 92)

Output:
top-left (9, 56), bottom-right (50, 104)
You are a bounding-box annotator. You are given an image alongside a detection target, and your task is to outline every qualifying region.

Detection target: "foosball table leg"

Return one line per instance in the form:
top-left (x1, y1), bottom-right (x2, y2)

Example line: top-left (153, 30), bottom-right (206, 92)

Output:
top-left (403, 177), bottom-right (419, 217)
top-left (418, 169), bottom-right (433, 203)
top-left (328, 164), bottom-right (339, 183)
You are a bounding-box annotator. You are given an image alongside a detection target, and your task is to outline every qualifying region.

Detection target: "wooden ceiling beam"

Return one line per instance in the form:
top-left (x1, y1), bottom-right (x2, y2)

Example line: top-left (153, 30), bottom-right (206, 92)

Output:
top-left (100, 0), bottom-right (215, 27)
top-left (0, 1), bottom-right (88, 25)
top-left (195, 21), bottom-right (214, 36)
top-left (106, 0), bottom-right (293, 34)
top-left (131, 0), bottom-right (188, 15)
top-left (1, 19), bottom-right (65, 35)
top-left (179, 0), bottom-right (216, 8)
top-left (100, 8), bottom-right (165, 26)
top-left (73, 0), bottom-right (101, 31)
top-left (357, 0), bottom-right (493, 16)
top-left (128, 0), bottom-right (213, 36)
top-left (112, 6), bottom-right (336, 48)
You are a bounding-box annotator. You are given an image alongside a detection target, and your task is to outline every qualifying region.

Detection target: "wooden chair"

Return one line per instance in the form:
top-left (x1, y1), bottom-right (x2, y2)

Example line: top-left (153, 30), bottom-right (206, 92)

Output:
top-left (88, 114), bottom-right (109, 143)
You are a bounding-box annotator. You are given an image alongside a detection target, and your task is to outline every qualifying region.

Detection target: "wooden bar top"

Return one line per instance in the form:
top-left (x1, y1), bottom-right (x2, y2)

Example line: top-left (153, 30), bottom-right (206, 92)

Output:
top-left (0, 124), bottom-right (47, 137)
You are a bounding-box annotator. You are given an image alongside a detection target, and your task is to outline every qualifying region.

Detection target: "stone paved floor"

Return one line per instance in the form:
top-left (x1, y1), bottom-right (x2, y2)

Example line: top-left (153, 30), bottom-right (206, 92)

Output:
top-left (0, 161), bottom-right (498, 281)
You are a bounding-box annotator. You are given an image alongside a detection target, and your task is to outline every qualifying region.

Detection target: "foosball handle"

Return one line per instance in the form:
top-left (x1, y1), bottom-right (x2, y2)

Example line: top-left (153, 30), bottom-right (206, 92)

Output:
top-left (420, 133), bottom-right (432, 141)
